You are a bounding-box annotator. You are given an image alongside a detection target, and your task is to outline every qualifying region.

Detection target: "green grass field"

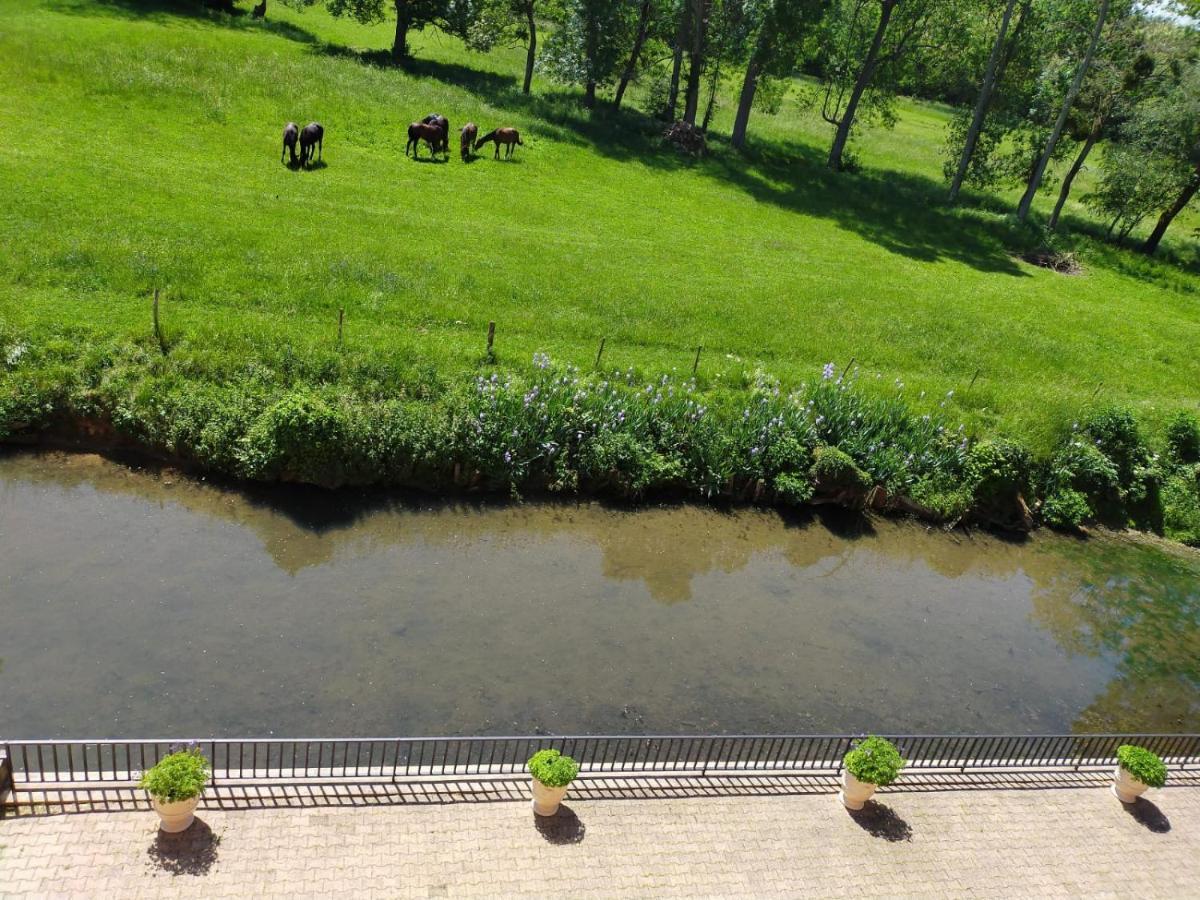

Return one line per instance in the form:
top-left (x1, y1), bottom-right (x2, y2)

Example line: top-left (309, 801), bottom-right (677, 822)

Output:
top-left (1, 0), bottom-right (1198, 452)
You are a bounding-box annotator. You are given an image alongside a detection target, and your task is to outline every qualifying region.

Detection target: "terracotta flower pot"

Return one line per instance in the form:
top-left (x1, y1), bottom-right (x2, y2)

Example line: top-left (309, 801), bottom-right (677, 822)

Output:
top-left (531, 777), bottom-right (569, 817)
top-left (151, 795), bottom-right (200, 833)
top-left (839, 770), bottom-right (876, 810)
top-left (1112, 765), bottom-right (1150, 804)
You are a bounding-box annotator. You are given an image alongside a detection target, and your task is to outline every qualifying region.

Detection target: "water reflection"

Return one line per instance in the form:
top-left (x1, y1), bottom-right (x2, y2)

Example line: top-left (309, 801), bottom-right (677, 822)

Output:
top-left (0, 451), bottom-right (1197, 738)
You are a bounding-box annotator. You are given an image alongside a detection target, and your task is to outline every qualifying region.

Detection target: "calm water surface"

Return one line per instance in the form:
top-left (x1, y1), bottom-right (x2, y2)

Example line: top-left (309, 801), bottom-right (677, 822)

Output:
top-left (0, 451), bottom-right (1197, 738)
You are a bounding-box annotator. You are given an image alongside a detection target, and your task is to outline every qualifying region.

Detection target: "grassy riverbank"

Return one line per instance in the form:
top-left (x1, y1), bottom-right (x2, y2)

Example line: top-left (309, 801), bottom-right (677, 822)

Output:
top-left (1, 0), bottom-right (1199, 542)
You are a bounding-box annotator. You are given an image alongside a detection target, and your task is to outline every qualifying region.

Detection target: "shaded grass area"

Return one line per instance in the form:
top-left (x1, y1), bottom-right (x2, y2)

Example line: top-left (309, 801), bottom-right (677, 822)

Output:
top-left (0, 0), bottom-right (1198, 468)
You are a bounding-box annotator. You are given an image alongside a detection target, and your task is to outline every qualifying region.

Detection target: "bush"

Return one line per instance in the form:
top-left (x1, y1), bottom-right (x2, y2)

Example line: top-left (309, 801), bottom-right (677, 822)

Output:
top-left (139, 747), bottom-right (210, 802)
top-left (843, 736), bottom-right (905, 787)
top-left (1116, 745), bottom-right (1167, 789)
top-left (1165, 411), bottom-right (1200, 464)
top-left (1041, 488), bottom-right (1091, 530)
top-left (1162, 475), bottom-right (1200, 547)
top-left (810, 445), bottom-right (871, 494)
top-left (527, 749), bottom-right (579, 788)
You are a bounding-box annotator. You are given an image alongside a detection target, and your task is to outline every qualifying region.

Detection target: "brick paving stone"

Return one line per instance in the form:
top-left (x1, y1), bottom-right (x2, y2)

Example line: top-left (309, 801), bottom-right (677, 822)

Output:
top-left (1, 775), bottom-right (1198, 898)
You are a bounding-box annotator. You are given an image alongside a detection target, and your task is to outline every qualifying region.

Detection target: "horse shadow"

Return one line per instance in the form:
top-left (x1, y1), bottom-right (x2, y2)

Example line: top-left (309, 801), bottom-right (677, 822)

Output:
top-left (409, 156), bottom-right (449, 165)
top-left (299, 160), bottom-right (328, 172)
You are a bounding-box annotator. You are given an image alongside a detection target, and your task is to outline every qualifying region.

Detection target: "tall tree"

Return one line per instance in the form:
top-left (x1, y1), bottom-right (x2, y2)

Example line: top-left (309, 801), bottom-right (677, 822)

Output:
top-left (462, 0), bottom-right (542, 94)
top-left (1140, 58), bottom-right (1200, 254)
top-left (1015, 0), bottom-right (1113, 222)
top-left (947, 0), bottom-right (1025, 202)
top-left (819, 0), bottom-right (940, 172)
top-left (323, 0), bottom-right (450, 60)
top-left (730, 0), bottom-right (828, 148)
top-left (540, 0), bottom-right (631, 107)
top-left (1048, 20), bottom-right (1155, 230)
top-left (682, 0), bottom-right (711, 123)
top-left (614, 0), bottom-right (657, 109)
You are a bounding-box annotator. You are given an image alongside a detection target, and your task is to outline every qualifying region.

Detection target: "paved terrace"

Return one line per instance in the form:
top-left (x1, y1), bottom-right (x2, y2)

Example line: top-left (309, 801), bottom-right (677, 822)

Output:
top-left (2, 771), bottom-right (1198, 897)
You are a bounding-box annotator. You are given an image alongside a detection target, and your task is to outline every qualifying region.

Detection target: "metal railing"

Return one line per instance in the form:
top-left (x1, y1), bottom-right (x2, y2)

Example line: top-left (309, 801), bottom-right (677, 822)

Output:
top-left (2, 733), bottom-right (1197, 795)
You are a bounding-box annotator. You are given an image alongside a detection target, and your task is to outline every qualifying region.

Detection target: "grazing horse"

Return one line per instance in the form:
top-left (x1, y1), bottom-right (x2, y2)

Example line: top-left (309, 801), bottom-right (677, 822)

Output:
top-left (460, 122), bottom-right (477, 162)
top-left (475, 127), bottom-right (523, 159)
top-left (406, 121), bottom-right (448, 159)
top-left (282, 121), bottom-right (298, 165)
top-left (422, 114), bottom-right (450, 154)
top-left (299, 122), bottom-right (323, 167)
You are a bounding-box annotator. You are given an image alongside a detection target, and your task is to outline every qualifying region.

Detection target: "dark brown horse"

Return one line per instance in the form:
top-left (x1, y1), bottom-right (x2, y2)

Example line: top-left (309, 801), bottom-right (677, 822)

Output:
top-left (460, 123), bottom-right (477, 162)
top-left (407, 121), bottom-right (448, 159)
top-left (251, 0), bottom-right (265, 17)
top-left (299, 122), bottom-right (323, 167)
top-left (282, 121), bottom-right (298, 165)
top-left (423, 114), bottom-right (450, 154)
top-left (475, 127), bottom-right (523, 159)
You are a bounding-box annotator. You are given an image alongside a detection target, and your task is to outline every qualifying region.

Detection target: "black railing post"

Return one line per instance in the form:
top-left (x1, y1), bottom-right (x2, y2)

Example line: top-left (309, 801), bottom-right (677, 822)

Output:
top-left (0, 745), bottom-right (13, 799)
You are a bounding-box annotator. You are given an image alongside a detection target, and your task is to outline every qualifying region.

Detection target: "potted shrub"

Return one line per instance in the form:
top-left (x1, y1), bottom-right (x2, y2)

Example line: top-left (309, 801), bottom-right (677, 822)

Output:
top-left (840, 736), bottom-right (904, 810)
top-left (140, 746), bottom-right (210, 832)
top-left (1113, 744), bottom-right (1167, 803)
top-left (527, 748), bottom-right (579, 817)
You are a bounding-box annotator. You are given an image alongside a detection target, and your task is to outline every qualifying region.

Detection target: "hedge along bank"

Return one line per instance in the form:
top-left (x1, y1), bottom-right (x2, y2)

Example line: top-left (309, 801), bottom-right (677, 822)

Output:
top-left (1, 327), bottom-right (1199, 546)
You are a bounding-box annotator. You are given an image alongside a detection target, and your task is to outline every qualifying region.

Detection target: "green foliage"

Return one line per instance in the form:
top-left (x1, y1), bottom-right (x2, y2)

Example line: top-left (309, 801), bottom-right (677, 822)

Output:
top-left (1116, 744), bottom-right (1167, 788)
top-left (1165, 411), bottom-right (1200, 464)
top-left (843, 735), bottom-right (905, 787)
top-left (773, 471), bottom-right (815, 505)
top-left (967, 438), bottom-right (1031, 507)
top-left (527, 748), bottom-right (580, 787)
top-left (1162, 474), bottom-right (1200, 546)
top-left (1041, 488), bottom-right (1091, 530)
top-left (139, 748), bottom-right (210, 802)
top-left (810, 445), bottom-right (871, 493)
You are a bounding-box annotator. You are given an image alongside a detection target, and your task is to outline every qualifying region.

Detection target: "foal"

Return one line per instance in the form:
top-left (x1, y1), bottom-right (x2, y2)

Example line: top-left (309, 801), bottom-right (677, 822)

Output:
top-left (460, 123), bottom-right (478, 162)
top-left (475, 127), bottom-right (523, 159)
top-left (282, 122), bottom-right (298, 165)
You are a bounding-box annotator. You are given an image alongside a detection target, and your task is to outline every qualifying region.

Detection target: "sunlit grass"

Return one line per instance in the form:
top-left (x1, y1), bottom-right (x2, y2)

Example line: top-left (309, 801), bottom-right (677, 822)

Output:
top-left (0, 0), bottom-right (1197, 454)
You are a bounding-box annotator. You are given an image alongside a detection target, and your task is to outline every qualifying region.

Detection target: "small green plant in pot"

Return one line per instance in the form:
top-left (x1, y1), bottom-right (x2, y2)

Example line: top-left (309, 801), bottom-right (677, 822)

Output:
top-left (527, 748), bottom-right (580, 817)
top-left (840, 736), bottom-right (905, 810)
top-left (1113, 745), bottom-right (1167, 803)
top-left (140, 746), bottom-right (210, 832)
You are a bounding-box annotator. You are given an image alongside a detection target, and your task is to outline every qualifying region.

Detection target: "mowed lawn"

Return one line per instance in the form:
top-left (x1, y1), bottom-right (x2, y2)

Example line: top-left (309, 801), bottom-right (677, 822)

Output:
top-left (1, 0), bottom-right (1198, 450)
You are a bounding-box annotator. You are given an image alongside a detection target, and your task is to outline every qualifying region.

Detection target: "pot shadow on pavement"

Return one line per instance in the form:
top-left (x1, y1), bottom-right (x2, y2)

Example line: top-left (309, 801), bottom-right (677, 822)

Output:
top-left (847, 801), bottom-right (913, 842)
top-left (533, 804), bottom-right (586, 845)
top-left (146, 818), bottom-right (221, 876)
top-left (1122, 797), bottom-right (1171, 833)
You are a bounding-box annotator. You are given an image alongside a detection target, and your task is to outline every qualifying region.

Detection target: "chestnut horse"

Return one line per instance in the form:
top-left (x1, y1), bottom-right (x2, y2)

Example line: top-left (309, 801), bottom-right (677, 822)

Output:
top-left (407, 121), bottom-right (448, 159)
top-left (282, 121), bottom-right (298, 165)
top-left (460, 123), bottom-right (477, 162)
top-left (475, 127), bottom-right (523, 159)
top-left (299, 122), bottom-right (323, 167)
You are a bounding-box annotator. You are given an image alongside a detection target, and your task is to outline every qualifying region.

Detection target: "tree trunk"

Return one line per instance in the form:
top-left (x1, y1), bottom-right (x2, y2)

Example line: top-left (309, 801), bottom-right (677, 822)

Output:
top-left (731, 50), bottom-right (763, 149)
top-left (949, 0), bottom-right (1019, 203)
top-left (665, 11), bottom-right (686, 120)
top-left (1016, 0), bottom-right (1110, 223)
top-left (584, 80), bottom-right (596, 108)
top-left (1047, 122), bottom-right (1100, 230)
top-left (828, 0), bottom-right (895, 172)
top-left (614, 0), bottom-right (652, 110)
top-left (392, 0), bottom-right (410, 60)
top-left (701, 54), bottom-right (722, 132)
top-left (1142, 162), bottom-right (1200, 255)
top-left (522, 3), bottom-right (537, 94)
top-left (683, 0), bottom-right (707, 124)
